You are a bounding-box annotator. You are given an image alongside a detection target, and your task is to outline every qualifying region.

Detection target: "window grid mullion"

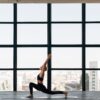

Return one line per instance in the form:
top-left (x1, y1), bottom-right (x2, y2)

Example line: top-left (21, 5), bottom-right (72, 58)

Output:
top-left (0, 3), bottom-right (100, 92)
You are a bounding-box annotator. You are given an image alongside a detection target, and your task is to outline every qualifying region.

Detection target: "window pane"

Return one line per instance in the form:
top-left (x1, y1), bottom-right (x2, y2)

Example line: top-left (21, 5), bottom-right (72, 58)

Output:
top-left (17, 71), bottom-right (47, 91)
top-left (17, 24), bottom-right (47, 44)
top-left (17, 48), bottom-right (47, 68)
top-left (86, 71), bottom-right (100, 91)
top-left (52, 48), bottom-right (82, 68)
top-left (86, 48), bottom-right (100, 68)
top-left (52, 24), bottom-right (82, 44)
top-left (52, 4), bottom-right (82, 21)
top-left (0, 48), bottom-right (13, 68)
top-left (0, 24), bottom-right (13, 44)
top-left (18, 4), bottom-right (47, 21)
top-left (52, 70), bottom-right (82, 91)
top-left (86, 24), bottom-right (100, 44)
top-left (0, 71), bottom-right (13, 91)
top-left (0, 4), bottom-right (13, 22)
top-left (86, 4), bottom-right (100, 21)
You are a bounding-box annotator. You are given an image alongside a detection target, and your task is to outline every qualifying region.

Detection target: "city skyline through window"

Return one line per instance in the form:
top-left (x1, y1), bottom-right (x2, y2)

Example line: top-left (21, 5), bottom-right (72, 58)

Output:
top-left (0, 3), bottom-right (100, 91)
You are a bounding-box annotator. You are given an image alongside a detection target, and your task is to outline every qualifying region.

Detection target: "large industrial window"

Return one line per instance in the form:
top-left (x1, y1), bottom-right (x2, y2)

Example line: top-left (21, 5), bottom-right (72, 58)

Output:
top-left (0, 3), bottom-right (100, 91)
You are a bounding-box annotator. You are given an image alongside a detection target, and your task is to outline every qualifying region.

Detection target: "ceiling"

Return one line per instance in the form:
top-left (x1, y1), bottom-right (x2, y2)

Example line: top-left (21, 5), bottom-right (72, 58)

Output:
top-left (0, 0), bottom-right (100, 3)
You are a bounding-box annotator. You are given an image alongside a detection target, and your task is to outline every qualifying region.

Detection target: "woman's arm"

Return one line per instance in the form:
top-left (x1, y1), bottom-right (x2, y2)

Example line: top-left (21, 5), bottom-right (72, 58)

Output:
top-left (40, 54), bottom-right (51, 69)
top-left (39, 54), bottom-right (51, 78)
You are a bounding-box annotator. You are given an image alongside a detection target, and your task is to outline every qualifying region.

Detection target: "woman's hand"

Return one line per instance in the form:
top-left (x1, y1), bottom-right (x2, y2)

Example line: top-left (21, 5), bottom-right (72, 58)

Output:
top-left (48, 54), bottom-right (51, 59)
top-left (40, 54), bottom-right (51, 70)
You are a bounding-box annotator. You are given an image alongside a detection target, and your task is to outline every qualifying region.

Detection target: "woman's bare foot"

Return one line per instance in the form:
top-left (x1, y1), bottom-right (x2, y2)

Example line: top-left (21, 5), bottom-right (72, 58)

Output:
top-left (64, 91), bottom-right (68, 99)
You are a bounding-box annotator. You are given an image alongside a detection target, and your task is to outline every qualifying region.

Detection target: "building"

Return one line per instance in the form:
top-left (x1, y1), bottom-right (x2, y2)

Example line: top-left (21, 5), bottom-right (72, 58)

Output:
top-left (89, 61), bottom-right (98, 91)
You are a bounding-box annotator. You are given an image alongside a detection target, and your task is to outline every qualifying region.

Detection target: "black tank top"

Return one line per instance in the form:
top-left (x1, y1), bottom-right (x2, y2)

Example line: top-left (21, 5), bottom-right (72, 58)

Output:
top-left (37, 74), bottom-right (43, 81)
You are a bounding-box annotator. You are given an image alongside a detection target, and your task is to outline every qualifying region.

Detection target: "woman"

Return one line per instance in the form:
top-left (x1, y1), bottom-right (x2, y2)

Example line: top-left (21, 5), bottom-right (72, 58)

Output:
top-left (27, 54), bottom-right (68, 98)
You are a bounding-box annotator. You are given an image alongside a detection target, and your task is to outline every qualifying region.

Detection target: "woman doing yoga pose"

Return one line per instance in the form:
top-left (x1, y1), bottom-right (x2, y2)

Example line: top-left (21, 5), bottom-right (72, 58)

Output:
top-left (27, 54), bottom-right (68, 98)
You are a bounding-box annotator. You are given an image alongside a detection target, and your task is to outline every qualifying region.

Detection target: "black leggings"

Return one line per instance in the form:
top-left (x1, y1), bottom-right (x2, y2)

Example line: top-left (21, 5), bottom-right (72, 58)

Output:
top-left (29, 82), bottom-right (64, 95)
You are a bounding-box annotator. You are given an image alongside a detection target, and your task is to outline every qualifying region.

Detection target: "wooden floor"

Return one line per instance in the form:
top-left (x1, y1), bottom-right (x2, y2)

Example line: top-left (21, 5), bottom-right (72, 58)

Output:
top-left (0, 91), bottom-right (100, 100)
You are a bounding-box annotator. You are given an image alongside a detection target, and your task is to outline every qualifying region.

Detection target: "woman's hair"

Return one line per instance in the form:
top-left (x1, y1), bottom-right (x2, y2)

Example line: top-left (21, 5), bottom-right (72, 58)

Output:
top-left (40, 66), bottom-right (47, 71)
top-left (42, 67), bottom-right (47, 71)
top-left (44, 67), bottom-right (47, 71)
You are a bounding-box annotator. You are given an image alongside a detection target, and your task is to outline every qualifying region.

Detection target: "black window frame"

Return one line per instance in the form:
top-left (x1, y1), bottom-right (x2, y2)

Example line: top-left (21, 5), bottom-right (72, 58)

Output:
top-left (0, 3), bottom-right (100, 91)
